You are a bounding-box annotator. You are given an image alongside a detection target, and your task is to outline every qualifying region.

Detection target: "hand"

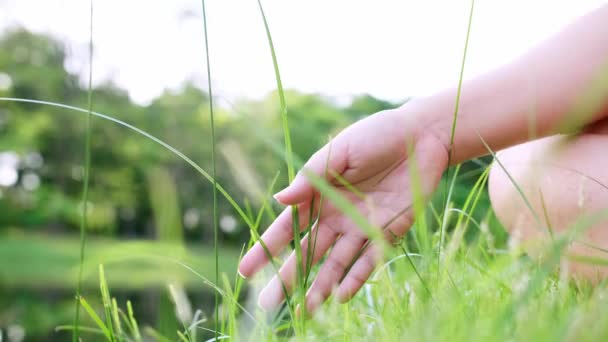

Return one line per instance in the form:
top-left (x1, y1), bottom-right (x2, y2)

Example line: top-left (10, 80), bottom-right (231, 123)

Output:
top-left (238, 105), bottom-right (449, 313)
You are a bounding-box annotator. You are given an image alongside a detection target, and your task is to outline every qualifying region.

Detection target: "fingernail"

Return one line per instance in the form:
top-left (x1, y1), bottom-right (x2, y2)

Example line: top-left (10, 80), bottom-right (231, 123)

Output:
top-left (273, 189), bottom-right (287, 203)
top-left (237, 269), bottom-right (247, 279)
top-left (257, 277), bottom-right (282, 311)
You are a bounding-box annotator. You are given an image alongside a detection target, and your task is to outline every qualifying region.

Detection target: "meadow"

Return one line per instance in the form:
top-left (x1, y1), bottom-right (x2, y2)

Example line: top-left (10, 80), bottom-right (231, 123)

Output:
top-left (1, 0), bottom-right (608, 341)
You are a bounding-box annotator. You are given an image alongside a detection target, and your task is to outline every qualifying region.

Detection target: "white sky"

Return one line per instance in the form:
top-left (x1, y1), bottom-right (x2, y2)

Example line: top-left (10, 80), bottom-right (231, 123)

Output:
top-left (1, 0), bottom-right (606, 105)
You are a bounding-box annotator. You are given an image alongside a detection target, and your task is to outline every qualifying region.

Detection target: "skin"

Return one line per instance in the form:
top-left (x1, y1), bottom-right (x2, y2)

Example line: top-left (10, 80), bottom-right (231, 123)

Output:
top-left (490, 120), bottom-right (608, 282)
top-left (238, 4), bottom-right (608, 312)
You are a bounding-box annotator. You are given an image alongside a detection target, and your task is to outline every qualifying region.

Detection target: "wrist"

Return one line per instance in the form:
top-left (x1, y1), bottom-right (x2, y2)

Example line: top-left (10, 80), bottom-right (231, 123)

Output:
top-left (395, 97), bottom-right (452, 164)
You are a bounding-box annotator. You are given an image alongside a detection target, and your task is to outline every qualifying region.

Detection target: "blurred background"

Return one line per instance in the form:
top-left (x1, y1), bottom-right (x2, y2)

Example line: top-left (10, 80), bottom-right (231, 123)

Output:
top-left (0, 0), bottom-right (605, 340)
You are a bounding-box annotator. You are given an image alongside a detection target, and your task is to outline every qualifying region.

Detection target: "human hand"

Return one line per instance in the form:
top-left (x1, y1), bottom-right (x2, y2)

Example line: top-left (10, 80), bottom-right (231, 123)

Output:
top-left (238, 105), bottom-right (449, 313)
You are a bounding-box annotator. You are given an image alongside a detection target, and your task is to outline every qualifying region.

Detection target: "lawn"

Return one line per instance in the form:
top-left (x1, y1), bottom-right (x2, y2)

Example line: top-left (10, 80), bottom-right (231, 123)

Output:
top-left (0, 233), bottom-right (240, 289)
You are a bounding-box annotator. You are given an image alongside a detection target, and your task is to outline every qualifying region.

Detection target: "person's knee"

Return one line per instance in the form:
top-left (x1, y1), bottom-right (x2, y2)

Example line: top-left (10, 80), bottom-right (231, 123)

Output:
top-left (487, 135), bottom-right (608, 280)
top-left (489, 135), bottom-right (608, 233)
top-left (487, 144), bottom-right (536, 235)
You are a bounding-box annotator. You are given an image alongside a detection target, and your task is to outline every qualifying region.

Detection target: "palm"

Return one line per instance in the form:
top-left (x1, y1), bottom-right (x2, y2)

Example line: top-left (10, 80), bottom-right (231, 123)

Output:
top-left (239, 109), bottom-right (448, 312)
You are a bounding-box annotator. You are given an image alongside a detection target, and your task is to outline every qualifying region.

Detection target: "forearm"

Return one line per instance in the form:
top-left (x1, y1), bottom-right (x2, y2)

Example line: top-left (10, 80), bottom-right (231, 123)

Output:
top-left (410, 4), bottom-right (608, 164)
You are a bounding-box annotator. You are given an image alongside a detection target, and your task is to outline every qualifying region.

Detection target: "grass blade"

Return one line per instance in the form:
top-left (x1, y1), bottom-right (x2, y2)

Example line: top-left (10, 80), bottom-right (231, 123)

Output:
top-left (439, 0), bottom-right (475, 274)
top-left (255, 0), bottom-right (304, 325)
top-left (199, 1), bottom-right (220, 339)
top-left (127, 301), bottom-right (142, 342)
top-left (0, 98), bottom-right (252, 228)
top-left (111, 299), bottom-right (123, 340)
top-left (255, 0), bottom-right (295, 182)
top-left (446, 0), bottom-right (475, 162)
top-left (78, 296), bottom-right (111, 341)
top-left (74, 1), bottom-right (94, 340)
top-left (476, 132), bottom-right (542, 229)
top-left (99, 265), bottom-right (116, 341)
top-left (56, 325), bottom-right (106, 335)
top-left (143, 327), bottom-right (173, 342)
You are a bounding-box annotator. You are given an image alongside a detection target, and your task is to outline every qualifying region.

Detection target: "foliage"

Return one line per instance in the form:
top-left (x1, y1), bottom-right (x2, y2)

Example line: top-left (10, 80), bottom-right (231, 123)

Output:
top-left (0, 28), bottom-right (400, 240)
top-left (2, 8), bottom-right (607, 341)
top-left (0, 27), bottom-right (415, 340)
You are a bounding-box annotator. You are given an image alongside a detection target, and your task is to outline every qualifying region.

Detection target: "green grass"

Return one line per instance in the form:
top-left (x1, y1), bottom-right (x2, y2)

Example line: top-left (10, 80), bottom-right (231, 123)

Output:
top-left (66, 200), bottom-right (608, 341)
top-left (4, 0), bottom-right (608, 341)
top-left (256, 0), bottom-right (305, 327)
top-left (199, 0), bottom-right (220, 339)
top-left (0, 233), bottom-right (240, 288)
top-left (74, 0), bottom-right (95, 340)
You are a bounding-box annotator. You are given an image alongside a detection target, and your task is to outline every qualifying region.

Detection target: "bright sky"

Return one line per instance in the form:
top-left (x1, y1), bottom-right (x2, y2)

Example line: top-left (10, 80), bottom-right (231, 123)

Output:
top-left (1, 1), bottom-right (606, 105)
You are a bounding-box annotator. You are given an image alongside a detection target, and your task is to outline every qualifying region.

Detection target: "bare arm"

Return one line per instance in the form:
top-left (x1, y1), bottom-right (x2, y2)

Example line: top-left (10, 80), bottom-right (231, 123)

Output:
top-left (239, 4), bottom-right (608, 312)
top-left (411, 4), bottom-right (608, 163)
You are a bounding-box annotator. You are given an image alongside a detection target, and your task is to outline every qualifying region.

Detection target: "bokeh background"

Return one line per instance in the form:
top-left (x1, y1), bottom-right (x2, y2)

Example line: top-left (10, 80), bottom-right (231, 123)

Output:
top-left (0, 0), bottom-right (605, 340)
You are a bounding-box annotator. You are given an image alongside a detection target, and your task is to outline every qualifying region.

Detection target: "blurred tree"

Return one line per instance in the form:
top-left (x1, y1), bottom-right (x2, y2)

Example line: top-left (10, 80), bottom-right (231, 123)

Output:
top-left (0, 28), bottom-right (487, 244)
top-left (0, 27), bottom-right (498, 340)
top-left (345, 94), bottom-right (397, 118)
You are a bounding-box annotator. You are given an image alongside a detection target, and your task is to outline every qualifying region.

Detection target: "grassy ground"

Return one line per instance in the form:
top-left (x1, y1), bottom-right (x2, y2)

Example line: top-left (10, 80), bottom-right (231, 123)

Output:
top-left (74, 188), bottom-right (608, 341)
top-left (285, 241), bottom-right (608, 341)
top-left (0, 233), bottom-right (240, 289)
top-left (5, 0), bottom-right (608, 341)
top-left (115, 1), bottom-right (608, 338)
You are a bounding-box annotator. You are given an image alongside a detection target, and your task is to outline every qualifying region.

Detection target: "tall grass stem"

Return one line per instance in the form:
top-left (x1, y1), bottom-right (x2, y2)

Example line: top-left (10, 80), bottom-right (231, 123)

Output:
top-left (73, 1), bottom-right (94, 340)
top-left (199, 1), bottom-right (219, 338)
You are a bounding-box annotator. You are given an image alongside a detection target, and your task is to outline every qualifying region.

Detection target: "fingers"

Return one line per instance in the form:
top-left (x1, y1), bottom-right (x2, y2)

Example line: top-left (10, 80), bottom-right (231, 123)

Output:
top-left (304, 234), bottom-right (367, 312)
top-left (274, 140), bottom-right (348, 206)
top-left (304, 223), bottom-right (403, 312)
top-left (335, 245), bottom-right (381, 303)
top-left (258, 225), bottom-right (338, 311)
top-left (327, 211), bottom-right (412, 305)
top-left (238, 204), bottom-right (316, 278)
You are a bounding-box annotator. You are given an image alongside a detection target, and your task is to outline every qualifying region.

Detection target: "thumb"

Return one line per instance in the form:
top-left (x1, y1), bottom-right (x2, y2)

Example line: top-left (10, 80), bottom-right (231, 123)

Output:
top-left (274, 139), bottom-right (348, 205)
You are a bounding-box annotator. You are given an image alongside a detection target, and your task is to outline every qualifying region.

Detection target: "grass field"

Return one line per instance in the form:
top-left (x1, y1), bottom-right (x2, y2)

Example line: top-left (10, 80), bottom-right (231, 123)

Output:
top-left (3, 0), bottom-right (608, 341)
top-left (71, 191), bottom-right (608, 341)
top-left (0, 233), bottom-right (240, 289)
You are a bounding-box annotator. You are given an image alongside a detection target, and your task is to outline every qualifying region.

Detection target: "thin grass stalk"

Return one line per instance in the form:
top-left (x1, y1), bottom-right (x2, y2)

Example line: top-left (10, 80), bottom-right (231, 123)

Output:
top-left (255, 0), bottom-right (304, 328)
top-left (443, 166), bottom-right (489, 268)
top-left (441, 0), bottom-right (475, 260)
top-left (55, 326), bottom-right (106, 335)
top-left (79, 296), bottom-right (111, 340)
top-left (116, 309), bottom-right (136, 340)
top-left (394, 235), bottom-right (433, 299)
top-left (446, 0), bottom-right (475, 163)
top-left (127, 301), bottom-right (142, 342)
top-left (0, 98), bottom-right (252, 226)
top-left (539, 189), bottom-right (555, 241)
top-left (199, 1), bottom-right (220, 339)
top-left (477, 133), bottom-right (543, 228)
top-left (176, 331), bottom-right (189, 342)
top-left (255, 0), bottom-right (295, 182)
top-left (74, 1), bottom-right (94, 340)
top-left (111, 299), bottom-right (123, 340)
top-left (438, 164), bottom-right (461, 268)
top-left (406, 139), bottom-right (431, 254)
top-left (304, 139), bottom-right (332, 288)
top-left (461, 170), bottom-right (490, 235)
top-left (245, 175), bottom-right (297, 323)
top-left (99, 265), bottom-right (116, 341)
top-left (143, 327), bottom-right (173, 342)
